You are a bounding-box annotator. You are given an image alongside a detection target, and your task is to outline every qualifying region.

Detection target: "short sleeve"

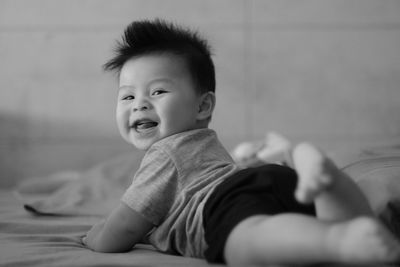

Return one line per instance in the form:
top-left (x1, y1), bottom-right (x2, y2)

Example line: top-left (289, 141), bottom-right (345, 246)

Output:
top-left (121, 148), bottom-right (178, 225)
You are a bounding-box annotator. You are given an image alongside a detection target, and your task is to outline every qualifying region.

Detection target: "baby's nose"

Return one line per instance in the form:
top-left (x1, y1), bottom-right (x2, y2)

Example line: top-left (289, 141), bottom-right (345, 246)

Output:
top-left (133, 105), bottom-right (148, 111)
top-left (133, 99), bottom-right (150, 112)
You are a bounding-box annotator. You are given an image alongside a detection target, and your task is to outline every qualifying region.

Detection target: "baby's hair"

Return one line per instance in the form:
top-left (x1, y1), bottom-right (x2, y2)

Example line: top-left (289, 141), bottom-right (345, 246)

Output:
top-left (104, 18), bottom-right (215, 94)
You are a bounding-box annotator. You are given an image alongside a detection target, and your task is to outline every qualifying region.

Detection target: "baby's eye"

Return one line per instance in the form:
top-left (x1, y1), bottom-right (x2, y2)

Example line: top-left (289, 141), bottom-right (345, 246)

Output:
top-left (152, 89), bottom-right (167, 96)
top-left (122, 95), bottom-right (134, 101)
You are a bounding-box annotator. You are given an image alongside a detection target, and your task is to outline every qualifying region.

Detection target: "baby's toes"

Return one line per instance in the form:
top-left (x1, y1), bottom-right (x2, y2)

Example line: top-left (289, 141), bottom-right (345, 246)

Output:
top-left (295, 183), bottom-right (318, 203)
top-left (318, 172), bottom-right (333, 186)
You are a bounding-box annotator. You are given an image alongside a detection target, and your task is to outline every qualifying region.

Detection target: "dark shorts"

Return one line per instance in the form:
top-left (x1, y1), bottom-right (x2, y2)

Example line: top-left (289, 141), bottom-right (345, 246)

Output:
top-left (202, 164), bottom-right (316, 263)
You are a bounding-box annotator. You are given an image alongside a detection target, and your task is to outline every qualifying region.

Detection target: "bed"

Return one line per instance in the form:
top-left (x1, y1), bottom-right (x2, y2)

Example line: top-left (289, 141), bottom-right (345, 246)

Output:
top-left (1, 138), bottom-right (400, 267)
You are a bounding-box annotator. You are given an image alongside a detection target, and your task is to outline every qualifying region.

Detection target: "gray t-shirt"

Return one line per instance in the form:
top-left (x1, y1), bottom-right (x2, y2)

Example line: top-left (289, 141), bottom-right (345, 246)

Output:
top-left (121, 128), bottom-right (238, 258)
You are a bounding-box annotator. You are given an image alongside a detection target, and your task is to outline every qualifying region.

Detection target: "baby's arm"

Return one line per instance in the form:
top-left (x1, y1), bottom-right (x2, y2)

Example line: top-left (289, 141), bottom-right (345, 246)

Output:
top-left (83, 202), bottom-right (153, 253)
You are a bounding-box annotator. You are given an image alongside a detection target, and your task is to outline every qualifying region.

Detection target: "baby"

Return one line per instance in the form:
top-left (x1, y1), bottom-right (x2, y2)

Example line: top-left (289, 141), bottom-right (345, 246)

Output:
top-left (82, 19), bottom-right (400, 265)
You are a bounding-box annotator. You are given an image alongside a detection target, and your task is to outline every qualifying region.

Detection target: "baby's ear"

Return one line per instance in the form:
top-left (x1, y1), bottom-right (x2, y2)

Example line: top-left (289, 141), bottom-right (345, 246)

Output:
top-left (197, 92), bottom-right (215, 121)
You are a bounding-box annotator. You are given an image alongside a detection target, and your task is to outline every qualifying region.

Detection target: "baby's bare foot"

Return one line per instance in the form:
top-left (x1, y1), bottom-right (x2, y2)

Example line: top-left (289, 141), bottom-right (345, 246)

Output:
top-left (331, 217), bottom-right (400, 263)
top-left (292, 142), bottom-right (338, 203)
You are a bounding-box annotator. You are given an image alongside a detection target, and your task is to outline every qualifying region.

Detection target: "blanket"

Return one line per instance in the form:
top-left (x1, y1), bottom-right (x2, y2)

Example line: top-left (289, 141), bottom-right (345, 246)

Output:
top-left (15, 152), bottom-right (143, 216)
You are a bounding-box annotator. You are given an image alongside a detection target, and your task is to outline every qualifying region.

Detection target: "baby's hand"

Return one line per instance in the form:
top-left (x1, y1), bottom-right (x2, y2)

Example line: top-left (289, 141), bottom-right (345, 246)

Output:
top-left (82, 219), bottom-right (106, 250)
top-left (81, 235), bottom-right (87, 246)
top-left (81, 202), bottom-right (153, 253)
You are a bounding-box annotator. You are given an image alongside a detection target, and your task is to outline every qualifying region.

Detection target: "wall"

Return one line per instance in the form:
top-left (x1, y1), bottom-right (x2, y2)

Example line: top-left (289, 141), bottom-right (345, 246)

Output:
top-left (1, 0), bottom-right (400, 187)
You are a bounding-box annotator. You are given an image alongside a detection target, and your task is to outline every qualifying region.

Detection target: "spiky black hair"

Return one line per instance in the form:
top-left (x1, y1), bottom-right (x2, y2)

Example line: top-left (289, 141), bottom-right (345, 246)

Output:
top-left (103, 18), bottom-right (215, 94)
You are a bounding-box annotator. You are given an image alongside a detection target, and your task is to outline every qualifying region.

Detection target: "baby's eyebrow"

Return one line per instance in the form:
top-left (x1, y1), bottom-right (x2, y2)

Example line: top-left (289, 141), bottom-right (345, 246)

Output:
top-left (148, 78), bottom-right (174, 86)
top-left (118, 85), bottom-right (135, 91)
top-left (118, 78), bottom-right (174, 91)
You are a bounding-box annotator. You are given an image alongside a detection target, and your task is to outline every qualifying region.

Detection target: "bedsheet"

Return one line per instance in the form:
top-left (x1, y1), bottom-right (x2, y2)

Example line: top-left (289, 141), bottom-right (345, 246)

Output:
top-left (0, 152), bottom-right (222, 267)
top-left (1, 142), bottom-right (400, 267)
top-left (2, 192), bottom-right (399, 267)
top-left (0, 190), bottom-right (221, 267)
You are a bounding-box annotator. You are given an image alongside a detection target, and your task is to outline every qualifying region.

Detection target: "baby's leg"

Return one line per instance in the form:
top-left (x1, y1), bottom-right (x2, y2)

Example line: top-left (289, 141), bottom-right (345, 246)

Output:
top-left (224, 142), bottom-right (400, 266)
top-left (292, 142), bottom-right (373, 220)
top-left (224, 214), bottom-right (400, 266)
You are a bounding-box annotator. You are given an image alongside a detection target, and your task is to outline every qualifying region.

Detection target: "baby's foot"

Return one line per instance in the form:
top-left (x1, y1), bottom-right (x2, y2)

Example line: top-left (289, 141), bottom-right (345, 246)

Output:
top-left (231, 141), bottom-right (265, 167)
top-left (256, 132), bottom-right (292, 165)
top-left (292, 142), bottom-right (339, 203)
top-left (331, 217), bottom-right (400, 264)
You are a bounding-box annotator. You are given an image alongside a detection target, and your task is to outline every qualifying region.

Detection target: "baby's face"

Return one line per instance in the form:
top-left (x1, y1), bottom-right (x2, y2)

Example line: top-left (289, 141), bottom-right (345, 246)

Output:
top-left (116, 53), bottom-right (202, 150)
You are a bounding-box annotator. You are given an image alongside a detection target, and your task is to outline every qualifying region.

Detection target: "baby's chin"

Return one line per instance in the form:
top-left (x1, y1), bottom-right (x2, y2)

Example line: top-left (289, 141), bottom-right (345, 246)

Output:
top-left (135, 144), bottom-right (153, 151)
top-left (128, 139), bottom-right (152, 151)
top-left (132, 138), bottom-right (160, 151)
top-left (119, 136), bottom-right (147, 151)
top-left (118, 132), bottom-right (153, 150)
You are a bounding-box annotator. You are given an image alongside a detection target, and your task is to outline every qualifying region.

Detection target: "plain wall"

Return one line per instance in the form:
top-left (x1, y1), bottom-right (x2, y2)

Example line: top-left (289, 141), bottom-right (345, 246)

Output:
top-left (1, 0), bottom-right (400, 187)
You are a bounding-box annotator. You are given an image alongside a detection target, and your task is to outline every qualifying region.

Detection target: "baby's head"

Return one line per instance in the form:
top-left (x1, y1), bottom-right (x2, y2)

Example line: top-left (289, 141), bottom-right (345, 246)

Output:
top-left (104, 19), bottom-right (216, 150)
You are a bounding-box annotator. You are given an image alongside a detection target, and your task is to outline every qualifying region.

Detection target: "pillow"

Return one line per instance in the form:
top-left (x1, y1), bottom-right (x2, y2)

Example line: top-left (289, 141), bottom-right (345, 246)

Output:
top-left (342, 154), bottom-right (400, 239)
top-left (342, 156), bottom-right (400, 214)
top-left (379, 199), bottom-right (400, 241)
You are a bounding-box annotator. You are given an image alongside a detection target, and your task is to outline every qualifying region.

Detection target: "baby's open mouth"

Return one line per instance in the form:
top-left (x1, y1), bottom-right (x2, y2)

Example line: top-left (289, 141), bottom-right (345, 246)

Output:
top-left (133, 119), bottom-right (158, 131)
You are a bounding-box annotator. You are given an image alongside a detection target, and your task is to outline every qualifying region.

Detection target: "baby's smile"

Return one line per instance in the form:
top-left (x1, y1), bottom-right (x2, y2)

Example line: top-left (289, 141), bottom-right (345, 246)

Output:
top-left (131, 118), bottom-right (159, 133)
